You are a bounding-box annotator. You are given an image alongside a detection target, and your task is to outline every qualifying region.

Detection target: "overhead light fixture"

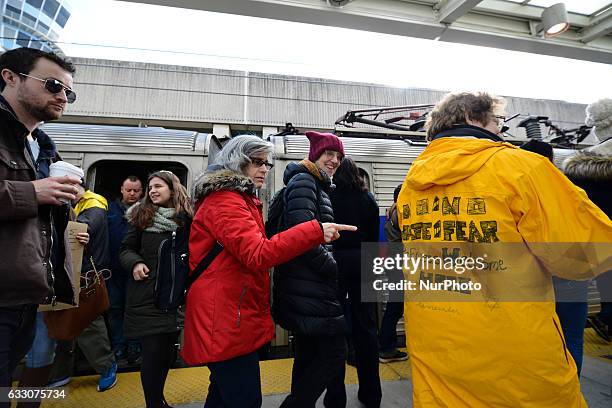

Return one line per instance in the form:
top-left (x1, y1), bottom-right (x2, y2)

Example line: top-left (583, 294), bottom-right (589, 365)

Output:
top-left (535, 3), bottom-right (570, 37)
top-left (326, 0), bottom-right (353, 7)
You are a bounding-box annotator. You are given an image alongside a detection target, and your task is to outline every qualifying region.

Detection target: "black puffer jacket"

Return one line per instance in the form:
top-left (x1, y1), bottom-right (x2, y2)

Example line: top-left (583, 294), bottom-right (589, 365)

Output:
top-left (273, 161), bottom-right (346, 336)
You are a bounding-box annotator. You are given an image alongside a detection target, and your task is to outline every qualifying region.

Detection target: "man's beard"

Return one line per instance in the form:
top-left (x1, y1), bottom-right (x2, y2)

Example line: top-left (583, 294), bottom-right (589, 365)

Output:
top-left (17, 92), bottom-right (62, 122)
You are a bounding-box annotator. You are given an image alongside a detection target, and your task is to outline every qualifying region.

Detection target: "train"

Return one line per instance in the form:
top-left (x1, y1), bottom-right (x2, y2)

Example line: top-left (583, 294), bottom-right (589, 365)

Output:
top-left (42, 117), bottom-right (600, 355)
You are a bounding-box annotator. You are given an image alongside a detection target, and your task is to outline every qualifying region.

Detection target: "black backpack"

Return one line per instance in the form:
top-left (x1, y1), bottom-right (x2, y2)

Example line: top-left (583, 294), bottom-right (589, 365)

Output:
top-left (154, 219), bottom-right (223, 310)
top-left (265, 187), bottom-right (286, 238)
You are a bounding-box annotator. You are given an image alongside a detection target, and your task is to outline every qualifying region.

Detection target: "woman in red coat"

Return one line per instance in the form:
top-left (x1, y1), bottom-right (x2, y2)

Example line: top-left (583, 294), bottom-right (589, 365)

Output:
top-left (182, 135), bottom-right (355, 407)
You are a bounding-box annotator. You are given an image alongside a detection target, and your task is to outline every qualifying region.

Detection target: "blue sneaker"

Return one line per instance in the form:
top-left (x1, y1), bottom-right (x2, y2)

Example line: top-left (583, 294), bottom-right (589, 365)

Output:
top-left (97, 362), bottom-right (117, 392)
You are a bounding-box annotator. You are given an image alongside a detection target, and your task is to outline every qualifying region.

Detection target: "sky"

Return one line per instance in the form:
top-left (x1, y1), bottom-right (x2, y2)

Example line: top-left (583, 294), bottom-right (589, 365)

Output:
top-left (58, 0), bottom-right (612, 104)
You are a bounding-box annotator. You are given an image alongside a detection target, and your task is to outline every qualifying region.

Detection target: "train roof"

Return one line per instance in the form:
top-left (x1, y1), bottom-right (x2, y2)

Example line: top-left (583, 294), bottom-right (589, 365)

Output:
top-left (270, 134), bottom-right (426, 162)
top-left (41, 123), bottom-right (206, 152)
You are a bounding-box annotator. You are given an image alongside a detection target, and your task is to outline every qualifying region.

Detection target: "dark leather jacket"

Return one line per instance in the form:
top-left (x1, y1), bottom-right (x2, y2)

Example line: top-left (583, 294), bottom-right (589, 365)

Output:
top-left (0, 95), bottom-right (76, 307)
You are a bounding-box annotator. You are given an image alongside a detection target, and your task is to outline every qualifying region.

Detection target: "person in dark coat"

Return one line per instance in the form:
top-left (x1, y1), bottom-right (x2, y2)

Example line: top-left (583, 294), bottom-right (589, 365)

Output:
top-left (107, 175), bottom-right (143, 363)
top-left (40, 182), bottom-right (117, 393)
top-left (0, 47), bottom-right (79, 395)
top-left (119, 170), bottom-right (193, 408)
top-left (521, 140), bottom-right (589, 375)
top-left (327, 157), bottom-right (382, 408)
top-left (274, 131), bottom-right (348, 408)
top-left (63, 182), bottom-right (118, 392)
top-left (378, 184), bottom-right (408, 363)
top-left (564, 98), bottom-right (612, 343)
top-left (17, 130), bottom-right (87, 405)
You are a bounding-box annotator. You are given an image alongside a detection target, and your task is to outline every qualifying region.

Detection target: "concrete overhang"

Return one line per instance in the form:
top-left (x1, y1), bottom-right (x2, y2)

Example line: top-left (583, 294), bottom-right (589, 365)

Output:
top-left (121, 0), bottom-right (612, 64)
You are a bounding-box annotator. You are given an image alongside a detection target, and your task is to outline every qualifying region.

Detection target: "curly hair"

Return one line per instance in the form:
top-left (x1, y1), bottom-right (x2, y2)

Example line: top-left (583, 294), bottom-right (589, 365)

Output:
top-left (425, 92), bottom-right (506, 140)
top-left (130, 170), bottom-right (193, 229)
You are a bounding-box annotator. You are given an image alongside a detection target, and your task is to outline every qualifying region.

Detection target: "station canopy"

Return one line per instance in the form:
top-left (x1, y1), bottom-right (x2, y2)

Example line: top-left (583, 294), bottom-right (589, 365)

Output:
top-left (124, 0), bottom-right (612, 64)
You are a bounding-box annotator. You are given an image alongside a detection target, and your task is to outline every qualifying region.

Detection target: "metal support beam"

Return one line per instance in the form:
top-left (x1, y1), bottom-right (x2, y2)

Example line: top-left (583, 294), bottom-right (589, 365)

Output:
top-left (437, 0), bottom-right (483, 24)
top-left (121, 0), bottom-right (612, 64)
top-left (581, 9), bottom-right (612, 43)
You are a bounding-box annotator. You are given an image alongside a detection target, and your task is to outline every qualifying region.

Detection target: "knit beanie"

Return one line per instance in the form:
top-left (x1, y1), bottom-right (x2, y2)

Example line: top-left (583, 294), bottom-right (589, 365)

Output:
top-left (305, 131), bottom-right (345, 162)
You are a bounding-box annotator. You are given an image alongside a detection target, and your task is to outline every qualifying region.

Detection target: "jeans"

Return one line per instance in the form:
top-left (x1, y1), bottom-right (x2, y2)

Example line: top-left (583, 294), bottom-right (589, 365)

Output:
top-left (0, 305), bottom-right (37, 390)
top-left (205, 351), bottom-right (262, 408)
top-left (553, 277), bottom-right (588, 376)
top-left (26, 312), bottom-right (57, 368)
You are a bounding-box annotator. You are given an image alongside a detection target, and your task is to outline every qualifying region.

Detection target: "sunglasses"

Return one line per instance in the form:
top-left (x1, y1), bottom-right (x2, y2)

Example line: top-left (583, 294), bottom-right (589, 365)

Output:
top-left (19, 73), bottom-right (76, 103)
top-left (250, 157), bottom-right (274, 170)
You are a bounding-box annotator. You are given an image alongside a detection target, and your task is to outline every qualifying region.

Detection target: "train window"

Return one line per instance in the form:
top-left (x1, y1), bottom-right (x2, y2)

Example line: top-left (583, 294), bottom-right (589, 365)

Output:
top-left (89, 160), bottom-right (188, 202)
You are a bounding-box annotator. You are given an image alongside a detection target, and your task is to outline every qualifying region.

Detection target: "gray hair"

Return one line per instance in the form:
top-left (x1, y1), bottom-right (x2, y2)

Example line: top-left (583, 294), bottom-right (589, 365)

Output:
top-left (586, 98), bottom-right (612, 141)
top-left (216, 135), bottom-right (273, 174)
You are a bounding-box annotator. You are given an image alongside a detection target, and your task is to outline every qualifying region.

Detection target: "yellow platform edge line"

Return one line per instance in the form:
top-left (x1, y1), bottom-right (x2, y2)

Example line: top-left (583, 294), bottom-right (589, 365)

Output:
top-left (37, 331), bottom-right (612, 408)
top-left (38, 357), bottom-right (411, 408)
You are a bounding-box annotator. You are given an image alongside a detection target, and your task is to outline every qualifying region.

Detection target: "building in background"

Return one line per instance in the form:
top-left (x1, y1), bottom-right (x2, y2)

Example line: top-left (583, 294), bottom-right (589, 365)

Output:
top-left (1, 0), bottom-right (71, 54)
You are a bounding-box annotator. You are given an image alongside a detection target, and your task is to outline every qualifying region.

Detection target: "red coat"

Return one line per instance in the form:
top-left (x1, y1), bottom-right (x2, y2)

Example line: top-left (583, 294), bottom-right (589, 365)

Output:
top-left (181, 170), bottom-right (324, 365)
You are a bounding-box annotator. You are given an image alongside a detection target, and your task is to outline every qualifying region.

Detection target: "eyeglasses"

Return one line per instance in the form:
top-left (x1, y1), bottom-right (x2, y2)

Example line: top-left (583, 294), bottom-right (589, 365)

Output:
top-left (19, 73), bottom-right (76, 103)
top-left (250, 157), bottom-right (274, 170)
top-left (323, 150), bottom-right (343, 161)
top-left (494, 115), bottom-right (507, 132)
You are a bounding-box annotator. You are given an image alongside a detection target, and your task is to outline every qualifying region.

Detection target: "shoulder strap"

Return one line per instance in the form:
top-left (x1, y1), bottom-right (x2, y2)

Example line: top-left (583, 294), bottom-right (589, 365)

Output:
top-left (186, 241), bottom-right (223, 291)
top-left (185, 192), bottom-right (253, 290)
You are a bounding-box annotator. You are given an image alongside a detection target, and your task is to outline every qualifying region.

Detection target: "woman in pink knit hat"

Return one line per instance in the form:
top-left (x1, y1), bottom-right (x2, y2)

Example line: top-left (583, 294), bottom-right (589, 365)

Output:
top-left (272, 131), bottom-right (348, 407)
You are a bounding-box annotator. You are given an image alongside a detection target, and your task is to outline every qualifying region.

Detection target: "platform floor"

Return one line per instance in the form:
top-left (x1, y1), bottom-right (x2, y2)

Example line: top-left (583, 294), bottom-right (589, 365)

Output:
top-left (34, 328), bottom-right (611, 408)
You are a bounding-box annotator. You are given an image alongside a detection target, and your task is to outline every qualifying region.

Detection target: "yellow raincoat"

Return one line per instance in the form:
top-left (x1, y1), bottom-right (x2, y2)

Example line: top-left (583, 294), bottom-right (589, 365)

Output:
top-left (398, 136), bottom-right (612, 407)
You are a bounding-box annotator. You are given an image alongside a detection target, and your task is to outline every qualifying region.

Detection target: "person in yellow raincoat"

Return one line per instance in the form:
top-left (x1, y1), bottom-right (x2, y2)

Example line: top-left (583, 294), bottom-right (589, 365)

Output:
top-left (397, 92), bottom-right (612, 408)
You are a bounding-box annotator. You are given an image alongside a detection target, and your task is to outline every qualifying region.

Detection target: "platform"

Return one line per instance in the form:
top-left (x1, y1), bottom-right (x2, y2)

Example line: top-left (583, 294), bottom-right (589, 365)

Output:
top-left (33, 328), bottom-right (611, 408)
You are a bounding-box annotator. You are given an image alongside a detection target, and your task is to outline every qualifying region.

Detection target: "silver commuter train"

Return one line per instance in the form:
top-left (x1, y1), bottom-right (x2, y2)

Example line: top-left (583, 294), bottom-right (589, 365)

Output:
top-left (43, 122), bottom-right (598, 349)
top-left (42, 122), bottom-right (218, 198)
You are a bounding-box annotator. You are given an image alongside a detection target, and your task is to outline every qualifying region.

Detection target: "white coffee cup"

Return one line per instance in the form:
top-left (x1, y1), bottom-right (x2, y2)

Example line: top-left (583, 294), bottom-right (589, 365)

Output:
top-left (49, 161), bottom-right (84, 182)
top-left (49, 162), bottom-right (84, 204)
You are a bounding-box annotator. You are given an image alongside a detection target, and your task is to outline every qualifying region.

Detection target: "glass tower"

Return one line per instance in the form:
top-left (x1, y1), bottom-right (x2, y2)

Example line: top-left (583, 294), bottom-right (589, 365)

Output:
top-left (1, 0), bottom-right (72, 54)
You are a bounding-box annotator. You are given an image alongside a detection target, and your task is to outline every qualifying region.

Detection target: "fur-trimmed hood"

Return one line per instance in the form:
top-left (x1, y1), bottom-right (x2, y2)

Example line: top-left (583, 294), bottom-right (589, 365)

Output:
top-left (193, 169), bottom-right (256, 202)
top-left (564, 150), bottom-right (612, 181)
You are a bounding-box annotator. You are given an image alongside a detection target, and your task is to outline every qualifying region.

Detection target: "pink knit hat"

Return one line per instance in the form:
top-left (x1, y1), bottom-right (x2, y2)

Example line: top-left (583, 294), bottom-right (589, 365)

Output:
top-left (305, 131), bottom-right (345, 162)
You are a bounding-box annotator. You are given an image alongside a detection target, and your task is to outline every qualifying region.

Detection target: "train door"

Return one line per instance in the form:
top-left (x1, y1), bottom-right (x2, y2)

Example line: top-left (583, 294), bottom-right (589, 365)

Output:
top-left (87, 160), bottom-right (190, 202)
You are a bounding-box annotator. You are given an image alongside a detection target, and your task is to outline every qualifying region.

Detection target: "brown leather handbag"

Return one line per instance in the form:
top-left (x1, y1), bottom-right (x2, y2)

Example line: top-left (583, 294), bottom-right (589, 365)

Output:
top-left (44, 258), bottom-right (110, 340)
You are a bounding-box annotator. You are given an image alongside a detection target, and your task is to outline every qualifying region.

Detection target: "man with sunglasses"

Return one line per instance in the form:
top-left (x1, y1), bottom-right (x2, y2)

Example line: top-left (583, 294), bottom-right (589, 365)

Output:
top-left (0, 47), bottom-right (80, 396)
